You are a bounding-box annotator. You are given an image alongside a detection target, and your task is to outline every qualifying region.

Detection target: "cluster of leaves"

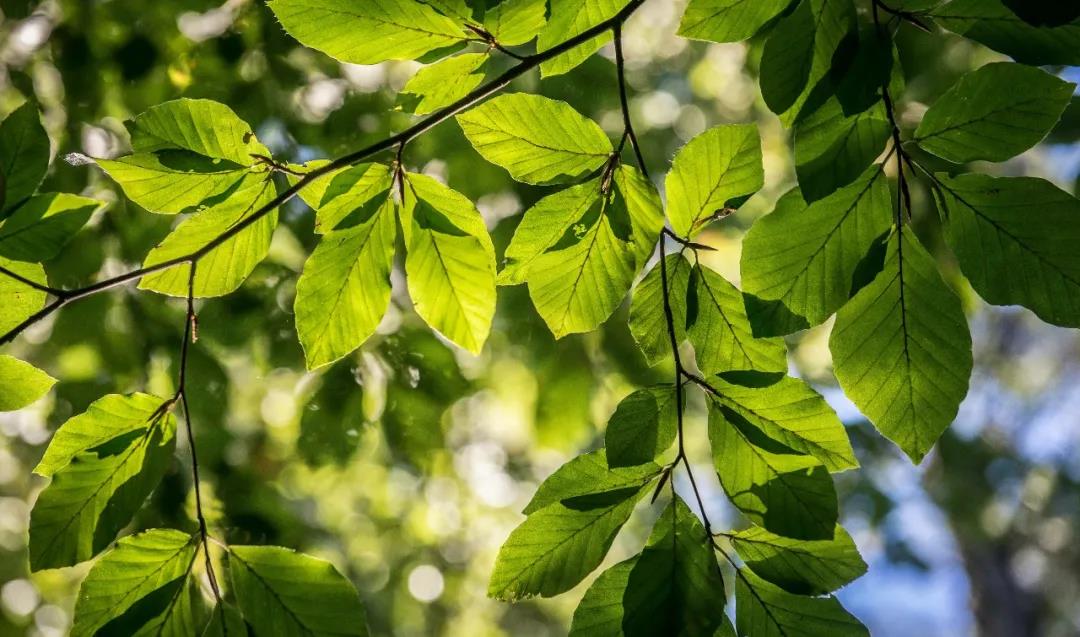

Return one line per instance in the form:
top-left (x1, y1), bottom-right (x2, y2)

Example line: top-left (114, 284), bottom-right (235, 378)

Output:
top-left (1, 0), bottom-right (1078, 635)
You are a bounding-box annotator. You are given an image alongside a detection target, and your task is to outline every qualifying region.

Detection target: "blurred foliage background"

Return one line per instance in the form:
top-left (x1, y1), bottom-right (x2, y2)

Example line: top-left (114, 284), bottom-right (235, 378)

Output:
top-left (0, 0), bottom-right (1078, 635)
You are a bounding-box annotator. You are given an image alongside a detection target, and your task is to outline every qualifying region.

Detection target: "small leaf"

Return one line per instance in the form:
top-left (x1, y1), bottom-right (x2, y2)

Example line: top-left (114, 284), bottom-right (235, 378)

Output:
top-left (729, 525), bottom-right (867, 595)
top-left (401, 172), bottom-right (496, 353)
top-left (230, 545), bottom-right (369, 637)
top-left (605, 387), bottom-right (679, 468)
top-left (140, 174), bottom-right (279, 298)
top-left (932, 173), bottom-right (1080, 328)
top-left (97, 153), bottom-right (251, 215)
top-left (0, 102), bottom-right (50, 216)
top-left (0, 355), bottom-right (55, 411)
top-left (613, 164), bottom-right (666, 269)
top-left (915, 62), bottom-right (1074, 163)
top-left (484, 0), bottom-right (548, 46)
top-left (929, 0), bottom-right (1080, 66)
top-left (687, 263), bottom-right (787, 376)
top-left (295, 193), bottom-right (396, 369)
top-left (70, 529), bottom-right (198, 637)
top-left (621, 497), bottom-right (729, 636)
top-left (709, 398), bottom-right (838, 540)
top-left (735, 569), bottom-right (868, 637)
top-left (268, 0), bottom-right (466, 65)
top-left (457, 93), bottom-right (612, 185)
top-left (665, 124), bottom-right (763, 238)
top-left (536, 0), bottom-right (622, 77)
top-left (524, 449), bottom-right (661, 514)
top-left (831, 230), bottom-right (972, 463)
top-left (0, 256), bottom-right (47, 335)
top-left (741, 165), bottom-right (892, 331)
top-left (399, 53), bottom-right (488, 116)
top-left (629, 254), bottom-right (691, 365)
top-left (0, 193), bottom-right (103, 261)
top-left (678, 0), bottom-right (790, 43)
top-left (290, 161), bottom-right (393, 234)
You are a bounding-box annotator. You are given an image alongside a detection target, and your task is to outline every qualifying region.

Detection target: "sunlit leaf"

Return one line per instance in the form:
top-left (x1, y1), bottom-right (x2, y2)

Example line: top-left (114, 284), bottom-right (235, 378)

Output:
top-left (399, 53), bottom-right (488, 116)
top-left (0, 255), bottom-right (47, 335)
top-left (728, 525), bottom-right (866, 595)
top-left (0, 355), bottom-right (55, 411)
top-left (524, 449), bottom-right (661, 514)
top-left (629, 254), bottom-right (691, 366)
top-left (929, 0), bottom-right (1080, 65)
top-left (484, 0), bottom-right (548, 46)
top-left (537, 0), bottom-right (623, 77)
top-left (678, 0), bottom-right (789, 43)
top-left (0, 193), bottom-right (102, 261)
top-left (735, 569), bottom-right (868, 636)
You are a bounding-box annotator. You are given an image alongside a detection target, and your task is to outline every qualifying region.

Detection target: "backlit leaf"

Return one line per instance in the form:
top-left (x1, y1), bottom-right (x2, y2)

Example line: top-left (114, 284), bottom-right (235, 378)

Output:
top-left (0, 355), bottom-right (55, 411)
top-left (728, 525), bottom-right (866, 595)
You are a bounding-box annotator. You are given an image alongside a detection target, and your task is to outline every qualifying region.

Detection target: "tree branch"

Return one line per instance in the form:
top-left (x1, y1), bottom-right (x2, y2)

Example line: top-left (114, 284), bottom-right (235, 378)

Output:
top-left (613, 23), bottom-right (649, 179)
top-left (0, 0), bottom-right (647, 347)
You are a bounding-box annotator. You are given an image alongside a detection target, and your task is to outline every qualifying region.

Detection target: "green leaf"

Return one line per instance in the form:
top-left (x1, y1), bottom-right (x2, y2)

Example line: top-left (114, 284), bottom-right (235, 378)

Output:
top-left (499, 180), bottom-right (602, 286)
top-left (526, 188), bottom-right (637, 338)
top-left (488, 485), bottom-right (648, 600)
top-left (708, 374), bottom-right (858, 472)
top-left (568, 557), bottom-right (637, 637)
top-left (776, 0), bottom-right (858, 126)
top-left (678, 0), bottom-right (789, 43)
top-left (34, 393), bottom-right (168, 477)
top-left (230, 545), bottom-right (369, 637)
top-left (794, 97), bottom-right (890, 203)
top-left (401, 172), bottom-right (496, 353)
top-left (614, 164), bottom-right (666, 269)
top-left (830, 230), bottom-right (972, 463)
top-left (0, 193), bottom-right (102, 261)
top-left (735, 569), bottom-right (868, 637)
top-left (929, 0), bottom-right (1080, 66)
top-left (686, 264), bottom-right (787, 376)
top-left (932, 173), bottom-right (1080, 328)
top-left (741, 164), bottom-right (891, 330)
top-left (140, 174), bottom-right (279, 298)
top-left (629, 254), bottom-right (691, 366)
top-left (268, 0), bottom-right (466, 64)
top-left (484, 0), bottom-right (548, 46)
top-left (536, 0), bottom-right (623, 77)
top-left (295, 194), bottom-right (396, 369)
top-left (621, 497), bottom-right (729, 637)
top-left (1001, 0), bottom-right (1080, 27)
top-left (0, 355), bottom-right (55, 411)
top-left (399, 53), bottom-right (488, 116)
top-left (0, 102), bottom-right (50, 216)
top-left (127, 99), bottom-right (269, 166)
top-left (201, 603), bottom-right (248, 637)
top-left (915, 62), bottom-right (1074, 164)
top-left (0, 255), bottom-right (47, 335)
top-left (420, 0), bottom-right (476, 22)
top-left (291, 162), bottom-right (394, 234)
top-left (29, 407), bottom-right (177, 570)
top-left (457, 93), bottom-right (612, 185)
top-left (97, 153), bottom-right (252, 215)
top-left (709, 398), bottom-right (838, 540)
top-left (728, 525), bottom-right (866, 595)
top-left (605, 386), bottom-right (679, 469)
top-left (759, 0), bottom-right (816, 116)
top-left (524, 449), bottom-right (661, 514)
top-left (70, 529), bottom-right (198, 637)
top-left (665, 124), bottom-right (763, 238)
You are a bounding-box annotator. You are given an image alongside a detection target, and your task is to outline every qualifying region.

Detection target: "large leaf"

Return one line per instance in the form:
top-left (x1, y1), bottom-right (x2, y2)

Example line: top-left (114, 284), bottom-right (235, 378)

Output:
top-left (665, 124), bottom-right (763, 238)
top-left (628, 254), bottom-right (691, 366)
top-left (729, 525), bottom-right (866, 595)
top-left (97, 153), bottom-right (252, 215)
top-left (29, 408), bottom-right (177, 570)
top-left (536, 0), bottom-right (624, 77)
top-left (741, 165), bottom-right (891, 330)
top-left (0, 102), bottom-right (50, 216)
top-left (735, 569), bottom-right (868, 637)
top-left (678, 0), bottom-right (790, 43)
top-left (614, 164), bottom-right (666, 268)
top-left (70, 529), bottom-right (199, 637)
top-left (929, 0), bottom-right (1080, 66)
top-left (932, 173), bottom-right (1080, 328)
top-left (0, 355), bottom-right (55, 411)
top-left (140, 175), bottom-right (279, 297)
top-left (488, 484), bottom-right (648, 600)
top-left (484, 0), bottom-right (548, 46)
top-left (127, 99), bottom-right (269, 165)
top-left (759, 0), bottom-right (816, 116)
top-left (568, 557), bottom-right (637, 637)
top-left (34, 392), bottom-right (168, 477)
top-left (230, 545), bottom-right (369, 637)
top-left (457, 93), bottom-right (612, 185)
top-left (830, 230), bottom-right (972, 462)
top-left (268, 0), bottom-right (466, 64)
top-left (0, 256), bottom-right (47, 335)
top-left (794, 97), bottom-right (890, 203)
top-left (399, 53), bottom-right (488, 116)
top-left (620, 497), bottom-right (729, 636)
top-left (708, 375), bottom-right (858, 472)
top-left (294, 194), bottom-right (396, 369)
top-left (686, 264), bottom-right (787, 376)
top-left (773, 0), bottom-right (858, 125)
top-left (914, 62), bottom-right (1074, 164)
top-left (605, 387), bottom-right (679, 469)
top-left (291, 161), bottom-right (393, 234)
top-left (709, 399), bottom-right (838, 540)
top-left (0, 193), bottom-right (102, 262)
top-left (402, 173), bottom-right (496, 353)
top-left (524, 449), bottom-right (661, 514)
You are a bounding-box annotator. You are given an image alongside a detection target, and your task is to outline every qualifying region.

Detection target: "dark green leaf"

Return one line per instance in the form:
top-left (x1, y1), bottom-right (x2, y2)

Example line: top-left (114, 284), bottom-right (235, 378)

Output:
top-left (929, 0), bottom-right (1080, 65)
top-left (0, 102), bottom-right (50, 216)
top-left (605, 387), bottom-right (679, 468)
top-left (0, 193), bottom-right (103, 262)
top-left (524, 449), bottom-right (661, 514)
top-left (629, 254), bottom-right (691, 366)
